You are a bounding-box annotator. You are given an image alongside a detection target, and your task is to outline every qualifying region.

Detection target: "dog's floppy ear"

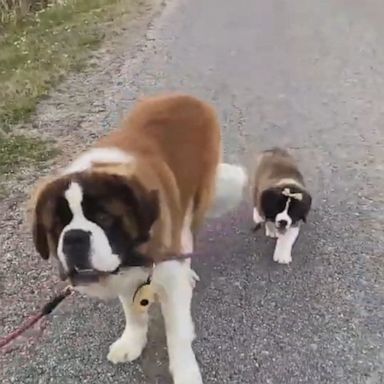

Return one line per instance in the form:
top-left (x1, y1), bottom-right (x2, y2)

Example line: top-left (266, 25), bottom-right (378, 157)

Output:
top-left (127, 181), bottom-right (159, 240)
top-left (260, 187), bottom-right (283, 218)
top-left (32, 217), bottom-right (50, 259)
top-left (31, 190), bottom-right (50, 260)
top-left (29, 176), bottom-right (61, 260)
top-left (299, 190), bottom-right (312, 223)
top-left (91, 173), bottom-right (160, 241)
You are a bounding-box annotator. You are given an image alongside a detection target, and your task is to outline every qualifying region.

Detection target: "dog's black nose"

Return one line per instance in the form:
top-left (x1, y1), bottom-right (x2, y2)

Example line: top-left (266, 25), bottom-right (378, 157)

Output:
top-left (63, 230), bottom-right (91, 271)
top-left (63, 229), bottom-right (90, 245)
top-left (63, 229), bottom-right (91, 253)
top-left (278, 220), bottom-right (288, 229)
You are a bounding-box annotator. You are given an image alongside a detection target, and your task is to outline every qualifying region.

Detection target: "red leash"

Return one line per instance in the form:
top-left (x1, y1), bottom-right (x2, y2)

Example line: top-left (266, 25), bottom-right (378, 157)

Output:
top-left (0, 286), bottom-right (73, 349)
top-left (0, 255), bottom-right (192, 350)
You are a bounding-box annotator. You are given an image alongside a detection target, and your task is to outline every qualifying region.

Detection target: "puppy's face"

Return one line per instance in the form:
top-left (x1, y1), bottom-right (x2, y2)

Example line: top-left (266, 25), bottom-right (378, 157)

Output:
top-left (260, 185), bottom-right (311, 233)
top-left (31, 172), bottom-right (159, 285)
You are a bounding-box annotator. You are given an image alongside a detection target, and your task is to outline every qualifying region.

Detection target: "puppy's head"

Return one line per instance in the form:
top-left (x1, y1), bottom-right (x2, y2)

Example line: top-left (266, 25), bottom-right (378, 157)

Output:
top-left (31, 171), bottom-right (159, 285)
top-left (260, 184), bottom-right (311, 233)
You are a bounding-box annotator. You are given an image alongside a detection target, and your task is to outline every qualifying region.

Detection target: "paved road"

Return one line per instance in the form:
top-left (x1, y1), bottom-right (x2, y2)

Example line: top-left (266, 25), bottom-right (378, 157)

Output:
top-left (2, 0), bottom-right (384, 383)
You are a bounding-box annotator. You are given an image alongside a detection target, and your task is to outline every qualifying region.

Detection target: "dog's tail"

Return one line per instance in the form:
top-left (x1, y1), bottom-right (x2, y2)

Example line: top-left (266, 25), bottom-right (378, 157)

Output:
top-left (208, 163), bottom-right (248, 218)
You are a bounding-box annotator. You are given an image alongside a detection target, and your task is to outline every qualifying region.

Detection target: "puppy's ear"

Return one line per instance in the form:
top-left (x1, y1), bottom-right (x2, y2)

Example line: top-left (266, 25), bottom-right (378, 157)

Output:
top-left (260, 187), bottom-right (284, 218)
top-left (299, 191), bottom-right (312, 222)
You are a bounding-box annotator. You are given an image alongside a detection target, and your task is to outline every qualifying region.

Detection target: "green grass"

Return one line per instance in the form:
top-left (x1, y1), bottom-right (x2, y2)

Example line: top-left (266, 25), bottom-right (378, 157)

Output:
top-left (0, 0), bottom-right (138, 130)
top-left (0, 133), bottom-right (58, 198)
top-left (0, 134), bottom-right (57, 176)
top-left (0, 0), bottom-right (142, 195)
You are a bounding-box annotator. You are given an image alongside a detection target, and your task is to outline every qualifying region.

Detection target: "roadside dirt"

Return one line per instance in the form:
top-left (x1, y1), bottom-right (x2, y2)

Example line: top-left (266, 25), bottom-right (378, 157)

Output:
top-left (0, 0), bottom-right (165, 360)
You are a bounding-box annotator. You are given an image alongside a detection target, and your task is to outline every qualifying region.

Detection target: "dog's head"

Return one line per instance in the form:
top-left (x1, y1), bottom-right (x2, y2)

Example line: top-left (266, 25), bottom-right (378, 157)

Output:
top-left (260, 184), bottom-right (311, 233)
top-left (30, 171), bottom-right (159, 285)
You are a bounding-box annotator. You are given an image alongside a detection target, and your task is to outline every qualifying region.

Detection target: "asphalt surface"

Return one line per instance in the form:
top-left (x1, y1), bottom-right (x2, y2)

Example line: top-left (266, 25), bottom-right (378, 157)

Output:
top-left (2, 0), bottom-right (384, 383)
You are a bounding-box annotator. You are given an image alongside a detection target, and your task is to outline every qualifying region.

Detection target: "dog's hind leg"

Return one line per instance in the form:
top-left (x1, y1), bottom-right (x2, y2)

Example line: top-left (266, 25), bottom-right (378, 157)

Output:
top-left (252, 207), bottom-right (264, 231)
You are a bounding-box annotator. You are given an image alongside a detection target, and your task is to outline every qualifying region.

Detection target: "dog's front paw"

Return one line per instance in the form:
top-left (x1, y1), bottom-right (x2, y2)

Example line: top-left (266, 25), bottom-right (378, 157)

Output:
top-left (107, 334), bottom-right (146, 364)
top-left (273, 248), bottom-right (292, 264)
top-left (265, 224), bottom-right (278, 238)
top-left (173, 365), bottom-right (203, 384)
top-left (170, 352), bottom-right (202, 384)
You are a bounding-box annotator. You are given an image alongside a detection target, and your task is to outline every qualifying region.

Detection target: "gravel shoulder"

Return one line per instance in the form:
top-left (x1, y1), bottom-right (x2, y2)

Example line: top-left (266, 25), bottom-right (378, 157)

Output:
top-left (1, 0), bottom-right (384, 383)
top-left (0, 0), bottom-right (168, 380)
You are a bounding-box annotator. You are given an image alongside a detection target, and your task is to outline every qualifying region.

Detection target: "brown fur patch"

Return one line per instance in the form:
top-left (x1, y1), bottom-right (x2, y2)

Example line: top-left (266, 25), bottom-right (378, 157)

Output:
top-left (32, 176), bottom-right (72, 259)
top-left (31, 94), bottom-right (221, 263)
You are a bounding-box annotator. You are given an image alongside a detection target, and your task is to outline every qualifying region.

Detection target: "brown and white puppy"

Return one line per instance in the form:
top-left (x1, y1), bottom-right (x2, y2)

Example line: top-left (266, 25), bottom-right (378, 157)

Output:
top-left (30, 94), bottom-right (247, 384)
top-left (252, 147), bottom-right (312, 264)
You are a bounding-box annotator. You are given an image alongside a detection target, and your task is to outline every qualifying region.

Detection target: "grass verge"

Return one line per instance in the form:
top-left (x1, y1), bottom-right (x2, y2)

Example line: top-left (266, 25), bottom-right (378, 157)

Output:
top-left (0, 0), bottom-right (139, 129)
top-left (0, 133), bottom-right (58, 198)
top-left (0, 134), bottom-right (57, 176)
top-left (0, 0), bottom-right (144, 195)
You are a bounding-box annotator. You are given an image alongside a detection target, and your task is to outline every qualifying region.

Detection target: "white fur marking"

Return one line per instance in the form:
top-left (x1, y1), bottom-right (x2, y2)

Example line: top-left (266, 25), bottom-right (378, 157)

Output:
top-left (275, 197), bottom-right (292, 229)
top-left (265, 222), bottom-right (278, 238)
top-left (59, 182), bottom-right (120, 273)
top-left (63, 148), bottom-right (135, 174)
top-left (152, 261), bottom-right (202, 384)
top-left (273, 226), bottom-right (300, 264)
top-left (64, 182), bottom-right (84, 216)
top-left (253, 207), bottom-right (264, 224)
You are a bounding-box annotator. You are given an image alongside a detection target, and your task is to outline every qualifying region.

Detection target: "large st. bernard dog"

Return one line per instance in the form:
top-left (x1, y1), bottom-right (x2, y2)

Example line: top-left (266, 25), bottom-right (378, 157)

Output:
top-left (30, 94), bottom-right (247, 384)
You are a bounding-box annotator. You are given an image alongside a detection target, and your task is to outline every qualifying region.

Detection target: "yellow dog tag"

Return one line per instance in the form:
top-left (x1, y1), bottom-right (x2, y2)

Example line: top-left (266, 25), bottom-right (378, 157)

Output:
top-left (133, 281), bottom-right (155, 314)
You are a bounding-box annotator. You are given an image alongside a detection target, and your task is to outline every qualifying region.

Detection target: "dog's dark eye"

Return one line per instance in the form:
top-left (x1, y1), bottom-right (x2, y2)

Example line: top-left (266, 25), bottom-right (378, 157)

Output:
top-left (95, 211), bottom-right (114, 227)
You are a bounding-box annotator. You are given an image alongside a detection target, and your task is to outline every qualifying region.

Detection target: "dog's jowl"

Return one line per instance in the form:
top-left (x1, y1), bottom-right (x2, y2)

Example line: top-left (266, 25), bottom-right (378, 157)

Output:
top-left (252, 147), bottom-right (312, 264)
top-left (30, 94), bottom-right (247, 384)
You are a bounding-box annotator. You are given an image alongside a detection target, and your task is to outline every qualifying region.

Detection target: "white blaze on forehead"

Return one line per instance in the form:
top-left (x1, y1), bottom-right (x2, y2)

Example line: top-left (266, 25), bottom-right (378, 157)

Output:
top-left (65, 182), bottom-right (84, 216)
top-left (275, 197), bottom-right (292, 228)
top-left (58, 181), bottom-right (121, 273)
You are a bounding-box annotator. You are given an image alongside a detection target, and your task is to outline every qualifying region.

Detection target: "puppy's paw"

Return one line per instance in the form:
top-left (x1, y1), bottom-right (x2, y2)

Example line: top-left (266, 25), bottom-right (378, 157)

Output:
top-left (265, 225), bottom-right (278, 238)
top-left (107, 334), bottom-right (146, 364)
top-left (273, 248), bottom-right (292, 264)
top-left (189, 269), bottom-right (200, 288)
